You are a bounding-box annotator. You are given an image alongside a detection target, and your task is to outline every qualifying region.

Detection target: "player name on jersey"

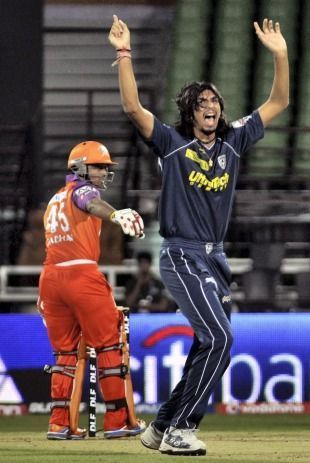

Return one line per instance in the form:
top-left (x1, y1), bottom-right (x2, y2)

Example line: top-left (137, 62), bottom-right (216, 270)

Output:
top-left (46, 233), bottom-right (74, 247)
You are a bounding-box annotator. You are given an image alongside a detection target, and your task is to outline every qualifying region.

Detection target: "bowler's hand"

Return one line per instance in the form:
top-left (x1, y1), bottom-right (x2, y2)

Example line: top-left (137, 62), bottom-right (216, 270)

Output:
top-left (254, 18), bottom-right (287, 56)
top-left (108, 14), bottom-right (131, 50)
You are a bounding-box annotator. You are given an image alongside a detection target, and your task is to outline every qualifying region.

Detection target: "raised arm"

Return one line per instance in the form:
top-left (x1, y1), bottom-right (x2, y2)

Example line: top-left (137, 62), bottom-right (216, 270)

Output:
top-left (108, 15), bottom-right (154, 139)
top-left (254, 18), bottom-right (289, 127)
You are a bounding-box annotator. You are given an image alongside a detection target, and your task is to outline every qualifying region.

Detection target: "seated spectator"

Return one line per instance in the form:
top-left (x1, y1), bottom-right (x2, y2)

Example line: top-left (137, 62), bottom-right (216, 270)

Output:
top-left (16, 207), bottom-right (46, 313)
top-left (125, 251), bottom-right (176, 313)
top-left (18, 207), bottom-right (45, 265)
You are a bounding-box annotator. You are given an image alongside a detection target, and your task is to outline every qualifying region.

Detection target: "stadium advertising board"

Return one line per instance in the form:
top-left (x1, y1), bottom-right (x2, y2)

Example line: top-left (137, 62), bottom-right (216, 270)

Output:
top-left (1, 313), bottom-right (310, 414)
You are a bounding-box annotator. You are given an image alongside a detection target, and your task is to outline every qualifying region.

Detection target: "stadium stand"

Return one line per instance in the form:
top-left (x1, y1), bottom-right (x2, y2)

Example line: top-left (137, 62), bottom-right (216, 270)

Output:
top-left (43, 4), bottom-right (173, 205)
top-left (1, 0), bottom-right (310, 312)
top-left (164, 0), bottom-right (211, 123)
top-left (248, 0), bottom-right (299, 176)
top-left (0, 125), bottom-right (33, 265)
top-left (293, 0), bottom-right (310, 174)
top-left (210, 0), bottom-right (255, 121)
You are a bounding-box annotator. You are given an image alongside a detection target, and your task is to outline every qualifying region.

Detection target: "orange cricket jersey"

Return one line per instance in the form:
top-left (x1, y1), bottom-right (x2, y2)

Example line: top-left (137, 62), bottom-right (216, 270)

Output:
top-left (43, 181), bottom-right (102, 264)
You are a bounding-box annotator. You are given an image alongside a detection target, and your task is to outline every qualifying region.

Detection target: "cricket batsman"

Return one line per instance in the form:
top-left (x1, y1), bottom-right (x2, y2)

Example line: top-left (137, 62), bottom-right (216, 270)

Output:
top-left (38, 140), bottom-right (146, 439)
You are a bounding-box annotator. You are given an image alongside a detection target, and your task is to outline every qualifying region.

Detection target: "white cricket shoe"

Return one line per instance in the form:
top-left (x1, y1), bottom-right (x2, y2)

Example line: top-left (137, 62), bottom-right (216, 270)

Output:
top-left (140, 421), bottom-right (164, 450)
top-left (159, 427), bottom-right (207, 456)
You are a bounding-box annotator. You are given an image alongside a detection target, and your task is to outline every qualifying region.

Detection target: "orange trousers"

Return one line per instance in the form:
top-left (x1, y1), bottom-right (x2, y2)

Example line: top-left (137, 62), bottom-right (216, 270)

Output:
top-left (39, 263), bottom-right (127, 431)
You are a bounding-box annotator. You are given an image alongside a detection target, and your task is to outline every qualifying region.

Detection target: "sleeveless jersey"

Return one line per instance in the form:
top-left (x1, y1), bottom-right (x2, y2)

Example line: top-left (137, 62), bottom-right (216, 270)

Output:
top-left (43, 181), bottom-right (102, 264)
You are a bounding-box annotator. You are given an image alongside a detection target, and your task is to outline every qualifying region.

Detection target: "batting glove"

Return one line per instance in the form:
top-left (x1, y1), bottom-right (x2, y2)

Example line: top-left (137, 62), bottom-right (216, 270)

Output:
top-left (110, 208), bottom-right (145, 238)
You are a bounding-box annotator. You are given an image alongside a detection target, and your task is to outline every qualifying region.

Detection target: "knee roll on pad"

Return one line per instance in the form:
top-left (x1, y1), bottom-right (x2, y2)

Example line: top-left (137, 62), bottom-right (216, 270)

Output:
top-left (45, 353), bottom-right (78, 406)
top-left (97, 344), bottom-right (127, 379)
top-left (96, 350), bottom-right (128, 411)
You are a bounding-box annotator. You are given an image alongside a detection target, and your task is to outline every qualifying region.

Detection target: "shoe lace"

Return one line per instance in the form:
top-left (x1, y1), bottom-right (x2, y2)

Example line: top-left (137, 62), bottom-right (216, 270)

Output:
top-left (180, 428), bottom-right (199, 437)
top-left (180, 428), bottom-right (202, 445)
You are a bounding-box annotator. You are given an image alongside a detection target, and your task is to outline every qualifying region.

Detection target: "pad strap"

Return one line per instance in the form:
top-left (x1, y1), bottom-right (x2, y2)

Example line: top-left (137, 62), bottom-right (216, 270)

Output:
top-left (105, 398), bottom-right (127, 411)
top-left (96, 343), bottom-right (123, 353)
top-left (53, 350), bottom-right (78, 357)
top-left (50, 399), bottom-right (71, 410)
top-left (44, 364), bottom-right (76, 378)
top-left (98, 364), bottom-right (128, 379)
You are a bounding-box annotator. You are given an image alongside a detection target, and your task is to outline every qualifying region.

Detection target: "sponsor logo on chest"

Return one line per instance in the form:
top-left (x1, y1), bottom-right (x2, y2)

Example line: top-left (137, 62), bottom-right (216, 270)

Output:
top-left (185, 148), bottom-right (212, 171)
top-left (188, 171), bottom-right (230, 192)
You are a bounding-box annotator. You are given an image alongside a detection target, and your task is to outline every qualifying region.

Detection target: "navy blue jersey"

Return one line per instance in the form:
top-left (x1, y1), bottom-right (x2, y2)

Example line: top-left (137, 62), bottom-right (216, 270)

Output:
top-left (146, 111), bottom-right (264, 242)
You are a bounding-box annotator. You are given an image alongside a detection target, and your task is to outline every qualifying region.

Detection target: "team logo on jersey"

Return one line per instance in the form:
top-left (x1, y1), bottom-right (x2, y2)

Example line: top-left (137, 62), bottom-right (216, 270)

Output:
top-left (189, 171), bottom-right (229, 192)
top-left (185, 149), bottom-right (210, 171)
top-left (76, 185), bottom-right (97, 198)
top-left (218, 154), bottom-right (226, 170)
top-left (231, 115), bottom-right (252, 128)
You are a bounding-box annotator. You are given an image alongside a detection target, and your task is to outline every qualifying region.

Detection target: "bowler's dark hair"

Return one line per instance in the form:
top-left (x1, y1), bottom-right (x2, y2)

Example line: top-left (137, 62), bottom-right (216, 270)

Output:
top-left (174, 81), bottom-right (230, 138)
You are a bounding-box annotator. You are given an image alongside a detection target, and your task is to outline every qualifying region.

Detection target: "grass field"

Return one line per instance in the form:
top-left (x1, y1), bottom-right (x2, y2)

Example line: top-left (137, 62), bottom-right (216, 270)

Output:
top-left (0, 413), bottom-right (309, 463)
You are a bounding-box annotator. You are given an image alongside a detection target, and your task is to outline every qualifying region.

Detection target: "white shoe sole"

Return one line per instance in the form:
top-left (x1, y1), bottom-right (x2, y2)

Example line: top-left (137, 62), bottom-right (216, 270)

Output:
top-left (159, 446), bottom-right (207, 456)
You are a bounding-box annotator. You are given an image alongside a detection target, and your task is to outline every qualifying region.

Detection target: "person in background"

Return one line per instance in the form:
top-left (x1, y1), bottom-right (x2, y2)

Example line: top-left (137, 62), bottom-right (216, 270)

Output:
top-left (18, 208), bottom-right (45, 266)
top-left (98, 219), bottom-right (124, 265)
top-left (109, 16), bottom-right (289, 456)
top-left (38, 140), bottom-right (146, 440)
top-left (125, 251), bottom-right (175, 313)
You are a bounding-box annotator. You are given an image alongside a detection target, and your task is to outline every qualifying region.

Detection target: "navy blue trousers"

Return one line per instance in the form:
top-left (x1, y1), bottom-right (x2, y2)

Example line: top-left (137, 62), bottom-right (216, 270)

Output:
top-left (155, 238), bottom-right (233, 430)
